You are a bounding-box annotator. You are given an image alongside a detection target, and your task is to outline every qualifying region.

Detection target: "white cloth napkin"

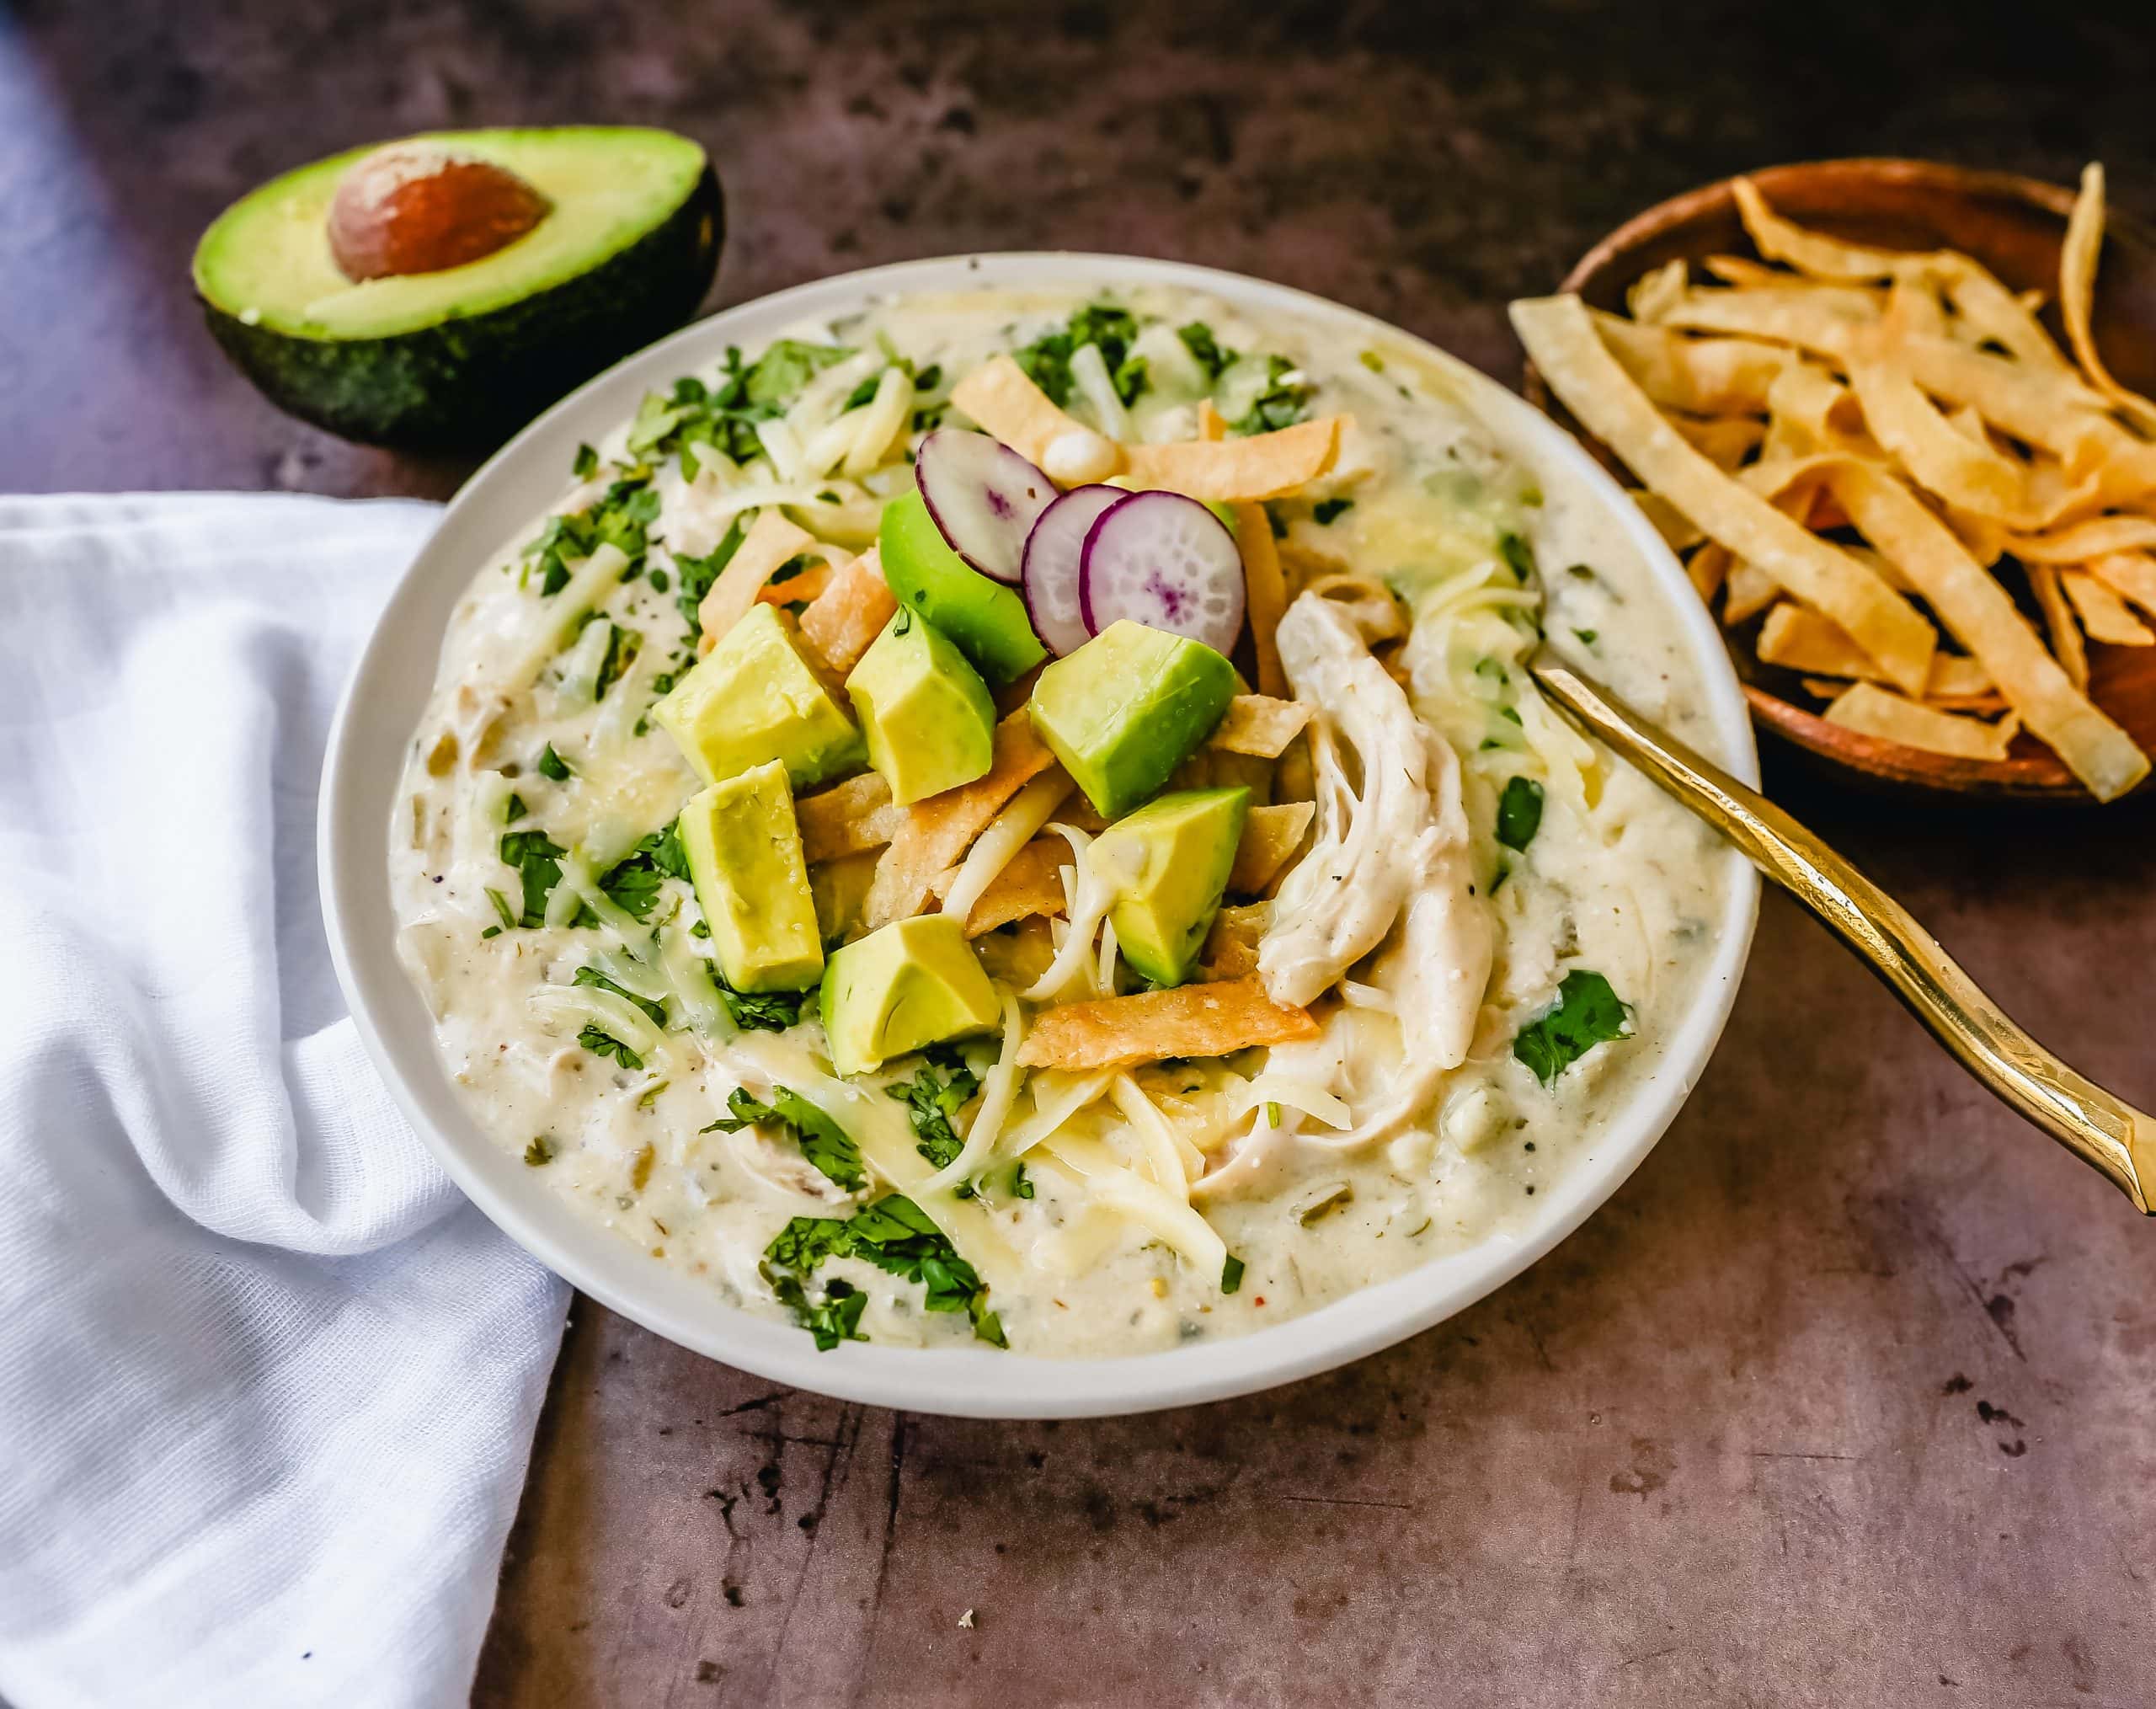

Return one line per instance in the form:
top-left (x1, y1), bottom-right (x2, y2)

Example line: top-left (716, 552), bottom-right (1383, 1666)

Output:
top-left (0, 494), bottom-right (570, 1708)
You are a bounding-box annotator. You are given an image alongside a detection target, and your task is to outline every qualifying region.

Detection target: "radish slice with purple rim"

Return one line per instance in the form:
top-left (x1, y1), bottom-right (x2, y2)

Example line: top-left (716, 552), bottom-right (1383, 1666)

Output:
top-left (915, 428), bottom-right (1054, 585)
top-left (1079, 489), bottom-right (1246, 656)
top-left (1021, 484), bottom-right (1127, 656)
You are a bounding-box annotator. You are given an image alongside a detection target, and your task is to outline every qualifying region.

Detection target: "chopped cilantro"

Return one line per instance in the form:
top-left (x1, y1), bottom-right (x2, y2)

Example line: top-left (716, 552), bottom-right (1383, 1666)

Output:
top-left (763, 1194), bottom-right (1005, 1349)
top-left (1221, 1253), bottom-right (1246, 1295)
top-left (1015, 303), bottom-right (1142, 409)
top-left (571, 964), bottom-right (667, 1028)
top-left (913, 363), bottom-right (942, 393)
top-left (1573, 628), bottom-right (1598, 646)
top-left (595, 622), bottom-right (641, 700)
top-left (1313, 498), bottom-right (1354, 526)
top-left (1495, 777), bottom-right (1545, 852)
top-left (768, 1273), bottom-right (868, 1351)
top-left (1497, 531), bottom-right (1537, 584)
top-left (483, 888), bottom-right (518, 932)
top-left (499, 828), bottom-right (567, 927)
top-left (1011, 1161), bottom-right (1034, 1200)
top-left (577, 1024), bottom-right (643, 1071)
top-left (571, 442), bottom-right (599, 479)
top-left (670, 513), bottom-right (746, 637)
top-left (1512, 970), bottom-right (1633, 1087)
top-left (886, 1047), bottom-right (982, 1194)
top-left (843, 372), bottom-right (883, 411)
top-left (525, 1136), bottom-right (556, 1166)
top-left (1177, 321), bottom-right (1235, 380)
top-left (1358, 349), bottom-right (1386, 372)
top-left (744, 339), bottom-right (855, 407)
top-left (522, 472), bottom-right (660, 595)
top-left (588, 824), bottom-right (689, 921)
top-left (706, 1085), bottom-right (864, 1192)
top-left (504, 793), bottom-right (528, 824)
top-left (537, 742), bottom-right (573, 781)
top-left (1226, 355), bottom-right (1312, 435)
top-left (716, 978), bottom-right (811, 1033)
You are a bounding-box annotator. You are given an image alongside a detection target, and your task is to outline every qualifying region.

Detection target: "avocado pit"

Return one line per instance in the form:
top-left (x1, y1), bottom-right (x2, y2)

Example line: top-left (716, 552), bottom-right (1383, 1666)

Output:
top-left (327, 144), bottom-right (551, 281)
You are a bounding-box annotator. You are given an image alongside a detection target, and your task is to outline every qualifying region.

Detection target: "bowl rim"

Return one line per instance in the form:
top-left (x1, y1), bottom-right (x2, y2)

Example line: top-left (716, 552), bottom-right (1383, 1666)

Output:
top-left (1541, 155), bottom-right (2154, 802)
top-left (319, 251), bottom-right (1762, 1418)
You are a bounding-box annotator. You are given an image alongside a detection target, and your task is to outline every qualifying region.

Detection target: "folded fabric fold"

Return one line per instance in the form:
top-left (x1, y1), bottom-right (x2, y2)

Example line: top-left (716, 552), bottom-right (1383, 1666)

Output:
top-left (0, 494), bottom-right (570, 1709)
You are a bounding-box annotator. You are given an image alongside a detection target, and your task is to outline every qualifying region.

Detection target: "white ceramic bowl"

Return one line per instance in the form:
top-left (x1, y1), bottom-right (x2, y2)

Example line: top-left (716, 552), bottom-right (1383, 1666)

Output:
top-left (321, 254), bottom-right (1759, 1418)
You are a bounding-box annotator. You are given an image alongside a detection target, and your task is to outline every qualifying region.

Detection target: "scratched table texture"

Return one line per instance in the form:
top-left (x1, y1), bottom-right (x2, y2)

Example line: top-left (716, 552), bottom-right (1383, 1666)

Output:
top-left (8, 1), bottom-right (2156, 1702)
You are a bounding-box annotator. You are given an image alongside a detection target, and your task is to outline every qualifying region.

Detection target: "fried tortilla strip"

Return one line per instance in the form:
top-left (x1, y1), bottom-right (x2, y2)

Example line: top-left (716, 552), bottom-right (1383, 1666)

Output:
top-left (1848, 353), bottom-right (2031, 520)
top-left (864, 711), bottom-right (1057, 928)
top-left (1721, 563), bottom-right (1780, 625)
top-left (1825, 461), bottom-right (2146, 798)
top-left (1732, 177), bottom-right (1919, 282)
top-left (1657, 286), bottom-right (1875, 360)
top-left (1823, 682), bottom-right (2020, 761)
top-left (2004, 515), bottom-right (2156, 563)
top-left (1627, 258), bottom-right (1690, 323)
top-left (2062, 163), bottom-right (2156, 437)
top-left (1938, 259), bottom-right (2078, 377)
top-left (2061, 569), bottom-right (2155, 645)
top-left (798, 771), bottom-right (906, 863)
top-left (1894, 335), bottom-right (2112, 462)
top-left (1686, 541), bottom-right (1730, 604)
top-left (2028, 563), bottom-right (2089, 689)
top-left (2089, 551), bottom-right (2156, 618)
top-left (1671, 414), bottom-right (1765, 470)
top-left (1699, 253), bottom-right (1787, 289)
top-left (696, 510), bottom-right (817, 653)
top-left (959, 838), bottom-right (1070, 936)
top-left (1121, 415), bottom-right (1345, 502)
top-left (1588, 310), bottom-right (1790, 414)
top-left (1228, 801), bottom-right (1315, 895)
top-left (1516, 296), bottom-right (1934, 688)
top-left (951, 354), bottom-right (1091, 465)
top-left (1198, 904), bottom-right (1270, 982)
top-left (810, 848), bottom-right (881, 943)
top-left (798, 546), bottom-right (897, 676)
top-left (1632, 489), bottom-right (1705, 553)
top-left (1016, 977), bottom-right (1319, 1071)
top-left (1758, 604), bottom-right (1994, 696)
top-left (1232, 504), bottom-right (1291, 697)
top-left (1209, 694), bottom-right (1311, 757)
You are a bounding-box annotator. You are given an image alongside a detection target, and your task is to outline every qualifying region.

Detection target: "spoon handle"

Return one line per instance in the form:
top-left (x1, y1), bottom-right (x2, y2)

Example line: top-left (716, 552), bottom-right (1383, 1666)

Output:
top-left (1533, 662), bottom-right (2155, 1213)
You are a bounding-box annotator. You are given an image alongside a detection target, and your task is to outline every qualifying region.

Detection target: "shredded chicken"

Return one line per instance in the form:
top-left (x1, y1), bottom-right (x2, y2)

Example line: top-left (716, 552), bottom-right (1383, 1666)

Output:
top-left (1254, 590), bottom-right (1493, 1148)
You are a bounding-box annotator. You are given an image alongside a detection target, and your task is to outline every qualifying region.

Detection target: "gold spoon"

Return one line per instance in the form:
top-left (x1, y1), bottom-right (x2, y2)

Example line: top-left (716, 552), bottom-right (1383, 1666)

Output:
top-left (1529, 660), bottom-right (2156, 1213)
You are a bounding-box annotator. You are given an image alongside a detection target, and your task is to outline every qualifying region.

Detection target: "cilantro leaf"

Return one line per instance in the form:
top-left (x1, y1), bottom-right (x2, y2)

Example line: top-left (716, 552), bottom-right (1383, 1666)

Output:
top-left (571, 443), bottom-right (599, 480)
top-left (1176, 321), bottom-right (1236, 380)
top-left (762, 1193), bottom-right (1006, 1349)
top-left (1011, 1160), bottom-right (1034, 1200)
top-left (1496, 777), bottom-right (1545, 853)
top-left (707, 1085), bottom-right (865, 1192)
top-left (768, 1272), bottom-right (869, 1351)
top-left (572, 964), bottom-right (667, 1028)
top-left (885, 1048), bottom-right (981, 1189)
top-left (717, 979), bottom-right (812, 1033)
top-left (1512, 970), bottom-right (1633, 1086)
top-left (483, 888), bottom-right (518, 933)
top-left (1226, 355), bottom-right (1313, 436)
top-left (744, 339), bottom-right (855, 408)
top-left (1497, 531), bottom-right (1537, 584)
top-left (499, 828), bottom-right (567, 927)
top-left (537, 742), bottom-right (573, 781)
top-left (1015, 303), bottom-right (1142, 409)
top-left (1313, 498), bottom-right (1354, 526)
top-left (670, 513), bottom-right (747, 637)
top-left (577, 1023), bottom-right (643, 1071)
top-left (586, 825), bottom-right (687, 921)
top-left (525, 1135), bottom-right (556, 1166)
top-left (1221, 1253), bottom-right (1246, 1295)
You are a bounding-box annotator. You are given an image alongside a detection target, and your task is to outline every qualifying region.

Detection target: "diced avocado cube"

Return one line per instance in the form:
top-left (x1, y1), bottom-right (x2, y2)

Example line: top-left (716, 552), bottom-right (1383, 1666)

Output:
top-left (819, 914), bottom-right (998, 1076)
top-left (1027, 620), bottom-right (1238, 818)
top-left (653, 603), bottom-right (864, 789)
top-left (679, 761), bottom-right (823, 993)
top-left (846, 609), bottom-right (997, 804)
top-left (1092, 786), bottom-right (1250, 987)
top-left (878, 489), bottom-right (1047, 686)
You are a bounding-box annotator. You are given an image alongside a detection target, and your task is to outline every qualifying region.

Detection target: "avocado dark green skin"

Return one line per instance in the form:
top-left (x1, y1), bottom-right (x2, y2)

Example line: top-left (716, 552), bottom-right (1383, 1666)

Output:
top-left (200, 166), bottom-right (724, 451)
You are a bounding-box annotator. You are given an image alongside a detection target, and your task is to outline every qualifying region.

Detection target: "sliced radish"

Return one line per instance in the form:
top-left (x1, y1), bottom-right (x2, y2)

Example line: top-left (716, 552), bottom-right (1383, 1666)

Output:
top-left (915, 428), bottom-right (1054, 585)
top-left (1021, 485), bottom-right (1127, 657)
top-left (1079, 490), bottom-right (1246, 654)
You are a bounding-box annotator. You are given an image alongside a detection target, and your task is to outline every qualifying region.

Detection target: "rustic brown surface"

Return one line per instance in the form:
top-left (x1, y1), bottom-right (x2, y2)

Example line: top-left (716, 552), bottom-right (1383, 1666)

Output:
top-left (7, 2), bottom-right (2156, 1703)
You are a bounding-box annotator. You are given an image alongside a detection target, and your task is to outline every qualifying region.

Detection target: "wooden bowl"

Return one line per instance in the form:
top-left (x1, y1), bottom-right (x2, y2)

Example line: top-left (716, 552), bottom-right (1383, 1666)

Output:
top-left (1526, 158), bottom-right (2156, 801)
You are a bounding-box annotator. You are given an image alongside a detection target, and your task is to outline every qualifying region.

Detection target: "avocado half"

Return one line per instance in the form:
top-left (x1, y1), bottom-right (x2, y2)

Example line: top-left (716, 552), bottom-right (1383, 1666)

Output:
top-left (193, 127), bottom-right (723, 449)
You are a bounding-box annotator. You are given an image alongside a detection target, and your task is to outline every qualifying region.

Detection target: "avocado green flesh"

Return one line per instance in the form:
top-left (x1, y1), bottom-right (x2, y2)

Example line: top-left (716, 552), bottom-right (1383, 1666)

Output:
top-left (193, 127), bottom-right (721, 447)
top-left (1094, 787), bottom-right (1250, 987)
top-left (846, 610), bottom-right (997, 804)
top-left (680, 762), bottom-right (823, 994)
top-left (1027, 620), bottom-right (1238, 819)
top-left (877, 491), bottom-right (1047, 686)
top-left (653, 603), bottom-right (864, 790)
top-left (820, 916), bottom-right (999, 1077)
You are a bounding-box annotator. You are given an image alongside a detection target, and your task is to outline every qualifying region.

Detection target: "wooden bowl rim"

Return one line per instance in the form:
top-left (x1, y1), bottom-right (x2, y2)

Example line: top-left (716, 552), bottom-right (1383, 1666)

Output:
top-left (1534, 156), bottom-right (2153, 804)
